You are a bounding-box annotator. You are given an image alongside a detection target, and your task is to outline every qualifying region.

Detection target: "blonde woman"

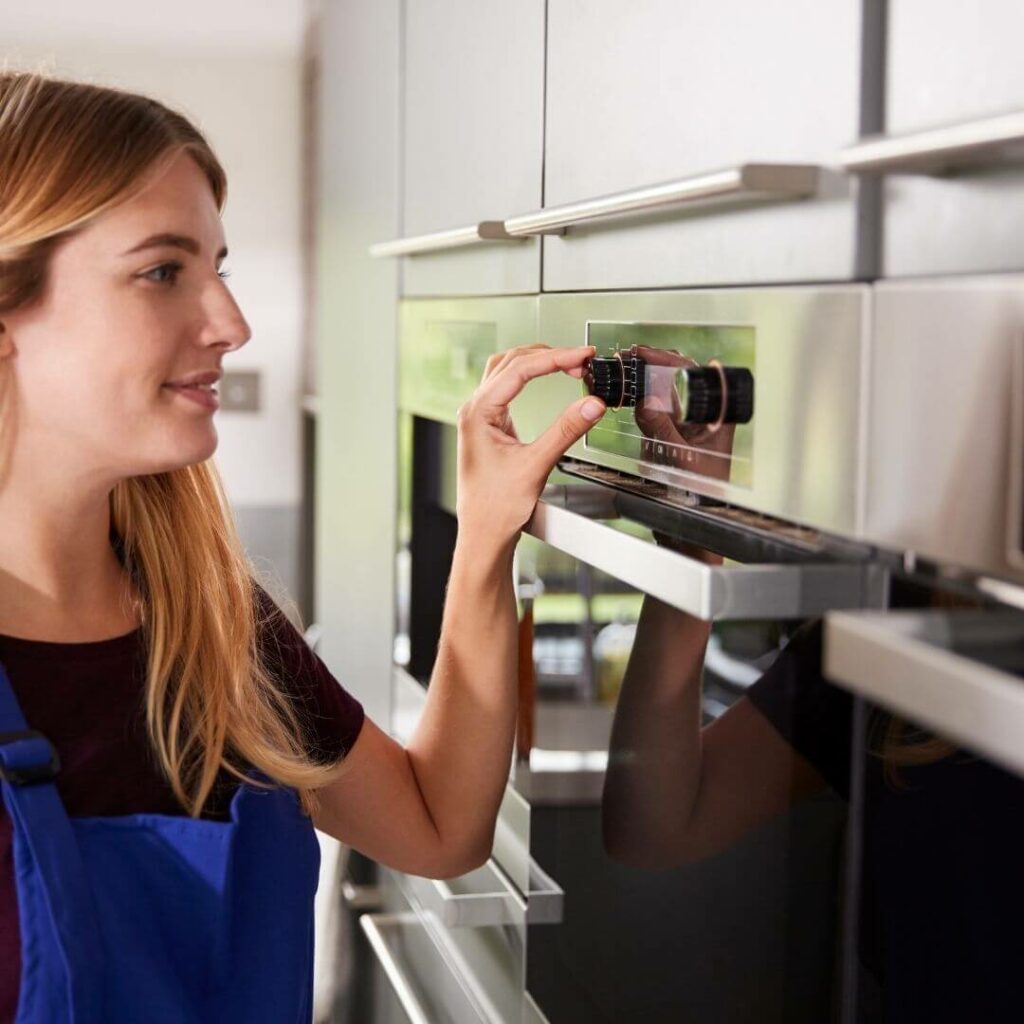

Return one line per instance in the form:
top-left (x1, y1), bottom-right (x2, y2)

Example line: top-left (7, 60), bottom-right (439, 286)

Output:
top-left (0, 72), bottom-right (605, 1023)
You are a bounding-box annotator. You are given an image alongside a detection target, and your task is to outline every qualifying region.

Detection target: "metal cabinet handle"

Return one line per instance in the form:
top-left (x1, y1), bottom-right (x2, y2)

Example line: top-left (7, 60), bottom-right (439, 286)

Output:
top-left (824, 610), bottom-right (1024, 780)
top-left (420, 855), bottom-right (564, 928)
top-left (839, 109), bottom-right (1024, 175)
top-left (503, 163), bottom-right (819, 237)
top-left (528, 486), bottom-right (884, 621)
top-left (369, 221), bottom-right (517, 258)
top-left (360, 914), bottom-right (434, 1024)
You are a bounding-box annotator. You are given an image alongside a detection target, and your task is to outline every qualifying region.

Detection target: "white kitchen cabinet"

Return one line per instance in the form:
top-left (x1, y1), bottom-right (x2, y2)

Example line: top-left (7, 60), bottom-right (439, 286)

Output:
top-left (400, 0), bottom-right (544, 296)
top-left (539, 0), bottom-right (869, 291)
top-left (876, 0), bottom-right (1024, 277)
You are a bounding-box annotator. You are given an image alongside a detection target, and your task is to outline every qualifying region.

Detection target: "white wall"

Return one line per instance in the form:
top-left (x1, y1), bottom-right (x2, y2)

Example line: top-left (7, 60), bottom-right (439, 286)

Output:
top-left (2, 7), bottom-right (307, 509)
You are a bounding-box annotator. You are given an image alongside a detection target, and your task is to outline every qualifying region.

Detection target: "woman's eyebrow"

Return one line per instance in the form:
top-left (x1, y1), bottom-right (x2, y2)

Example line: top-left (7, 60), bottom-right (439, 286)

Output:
top-left (121, 233), bottom-right (229, 261)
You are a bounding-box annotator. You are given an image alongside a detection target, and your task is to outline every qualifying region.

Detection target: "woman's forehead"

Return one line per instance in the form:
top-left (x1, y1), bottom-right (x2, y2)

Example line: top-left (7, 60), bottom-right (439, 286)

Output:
top-left (79, 152), bottom-right (225, 256)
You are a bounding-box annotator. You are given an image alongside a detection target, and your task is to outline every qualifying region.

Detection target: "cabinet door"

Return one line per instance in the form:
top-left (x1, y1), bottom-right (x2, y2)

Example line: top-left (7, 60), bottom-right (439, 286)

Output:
top-left (881, 0), bottom-right (1024, 277)
top-left (542, 0), bottom-right (867, 291)
top-left (401, 0), bottom-right (544, 296)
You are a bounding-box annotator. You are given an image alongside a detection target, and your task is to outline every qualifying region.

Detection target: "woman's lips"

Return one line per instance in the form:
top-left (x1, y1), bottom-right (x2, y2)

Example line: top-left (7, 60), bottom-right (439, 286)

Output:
top-left (163, 383), bottom-right (220, 411)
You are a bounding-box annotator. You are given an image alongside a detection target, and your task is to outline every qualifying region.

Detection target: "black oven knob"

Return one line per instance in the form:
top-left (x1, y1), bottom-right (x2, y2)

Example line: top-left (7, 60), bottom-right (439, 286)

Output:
top-left (684, 366), bottom-right (754, 425)
top-left (583, 355), bottom-right (644, 408)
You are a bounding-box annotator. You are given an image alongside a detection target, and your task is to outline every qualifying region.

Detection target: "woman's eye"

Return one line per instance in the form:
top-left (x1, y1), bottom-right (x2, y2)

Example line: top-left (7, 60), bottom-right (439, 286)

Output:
top-left (142, 262), bottom-right (183, 285)
top-left (218, 268), bottom-right (232, 280)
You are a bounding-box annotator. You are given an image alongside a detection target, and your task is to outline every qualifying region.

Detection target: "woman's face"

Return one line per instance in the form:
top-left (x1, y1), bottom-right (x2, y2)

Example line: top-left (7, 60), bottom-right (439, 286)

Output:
top-left (2, 149), bottom-right (250, 485)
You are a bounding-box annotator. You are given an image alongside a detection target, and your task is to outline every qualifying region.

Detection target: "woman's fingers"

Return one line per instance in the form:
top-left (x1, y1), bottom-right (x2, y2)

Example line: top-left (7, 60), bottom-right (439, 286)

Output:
top-left (477, 345), bottom-right (595, 410)
top-left (481, 344), bottom-right (549, 383)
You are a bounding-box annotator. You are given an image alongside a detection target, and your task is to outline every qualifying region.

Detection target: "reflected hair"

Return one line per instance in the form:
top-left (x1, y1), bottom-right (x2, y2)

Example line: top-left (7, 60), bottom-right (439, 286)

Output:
top-left (0, 71), bottom-right (342, 815)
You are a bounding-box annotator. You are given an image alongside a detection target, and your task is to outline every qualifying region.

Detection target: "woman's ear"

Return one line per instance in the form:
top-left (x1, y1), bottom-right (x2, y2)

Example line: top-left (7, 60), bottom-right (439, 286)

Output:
top-left (0, 323), bottom-right (11, 359)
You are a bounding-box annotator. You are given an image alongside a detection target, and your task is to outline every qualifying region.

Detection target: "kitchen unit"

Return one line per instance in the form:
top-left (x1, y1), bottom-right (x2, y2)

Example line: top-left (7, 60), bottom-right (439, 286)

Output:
top-left (312, 2), bottom-right (1024, 1021)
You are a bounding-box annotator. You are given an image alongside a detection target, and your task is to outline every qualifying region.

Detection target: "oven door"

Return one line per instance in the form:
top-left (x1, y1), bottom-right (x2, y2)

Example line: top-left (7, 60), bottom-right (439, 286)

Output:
top-left (824, 609), bottom-right (1024, 1021)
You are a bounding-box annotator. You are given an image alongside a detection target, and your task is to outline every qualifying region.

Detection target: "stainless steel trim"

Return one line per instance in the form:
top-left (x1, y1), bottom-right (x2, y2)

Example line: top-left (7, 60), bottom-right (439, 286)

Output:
top-left (360, 913), bottom-right (435, 1024)
top-left (1007, 333), bottom-right (1024, 572)
top-left (825, 611), bottom-right (1024, 779)
top-left (839, 110), bottom-right (1024, 175)
top-left (341, 880), bottom-right (384, 911)
top-left (528, 486), bottom-right (885, 621)
top-left (370, 221), bottom-right (516, 258)
top-left (503, 164), bottom-right (820, 236)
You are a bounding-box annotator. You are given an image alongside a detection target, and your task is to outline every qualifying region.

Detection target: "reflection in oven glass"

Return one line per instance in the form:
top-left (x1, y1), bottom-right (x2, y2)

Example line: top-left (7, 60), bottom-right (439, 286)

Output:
top-left (518, 536), bottom-right (846, 1024)
top-left (850, 691), bottom-right (1024, 1023)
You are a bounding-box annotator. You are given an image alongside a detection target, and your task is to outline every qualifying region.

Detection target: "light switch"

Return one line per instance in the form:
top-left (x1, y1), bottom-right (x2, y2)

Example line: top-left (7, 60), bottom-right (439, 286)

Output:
top-left (220, 370), bottom-right (261, 412)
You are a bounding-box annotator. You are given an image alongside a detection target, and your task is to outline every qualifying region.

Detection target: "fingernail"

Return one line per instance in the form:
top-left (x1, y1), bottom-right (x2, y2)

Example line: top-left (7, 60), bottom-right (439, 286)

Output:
top-left (582, 398), bottom-right (605, 421)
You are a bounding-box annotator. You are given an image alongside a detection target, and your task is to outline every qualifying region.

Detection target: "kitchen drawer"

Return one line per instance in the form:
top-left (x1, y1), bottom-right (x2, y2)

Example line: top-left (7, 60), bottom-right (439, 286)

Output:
top-left (399, 0), bottom-right (543, 296)
top-left (860, 0), bottom-right (1024, 277)
top-left (539, 0), bottom-right (870, 291)
top-left (862, 276), bottom-right (1024, 581)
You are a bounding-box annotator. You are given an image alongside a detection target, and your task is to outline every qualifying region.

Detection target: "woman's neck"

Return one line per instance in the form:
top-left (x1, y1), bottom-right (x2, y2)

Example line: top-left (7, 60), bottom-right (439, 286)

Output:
top-left (0, 479), bottom-right (142, 643)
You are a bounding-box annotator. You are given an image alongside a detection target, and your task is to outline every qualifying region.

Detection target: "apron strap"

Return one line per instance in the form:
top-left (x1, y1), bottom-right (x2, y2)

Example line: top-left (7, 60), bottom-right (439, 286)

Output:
top-left (0, 660), bottom-right (104, 1023)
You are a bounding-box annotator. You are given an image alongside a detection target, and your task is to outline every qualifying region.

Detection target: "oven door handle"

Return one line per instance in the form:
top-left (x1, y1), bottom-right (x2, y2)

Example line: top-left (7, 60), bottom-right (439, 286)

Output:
top-left (825, 610), bottom-right (1024, 780)
top-left (502, 163), bottom-right (819, 237)
top-left (839, 109), bottom-right (1024, 175)
top-left (370, 221), bottom-right (517, 258)
top-left (527, 486), bottom-right (885, 621)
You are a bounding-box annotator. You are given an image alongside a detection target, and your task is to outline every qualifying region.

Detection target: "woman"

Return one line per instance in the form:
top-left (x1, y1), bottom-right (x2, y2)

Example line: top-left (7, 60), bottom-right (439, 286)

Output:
top-left (0, 71), bottom-right (605, 1022)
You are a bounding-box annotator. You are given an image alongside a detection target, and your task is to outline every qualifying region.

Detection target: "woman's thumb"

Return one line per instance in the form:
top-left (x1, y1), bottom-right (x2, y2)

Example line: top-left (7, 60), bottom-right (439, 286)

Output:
top-left (533, 395), bottom-right (606, 468)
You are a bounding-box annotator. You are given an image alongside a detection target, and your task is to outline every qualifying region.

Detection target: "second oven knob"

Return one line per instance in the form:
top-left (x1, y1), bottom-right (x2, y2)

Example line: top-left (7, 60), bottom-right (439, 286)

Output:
top-left (683, 366), bottom-right (754, 425)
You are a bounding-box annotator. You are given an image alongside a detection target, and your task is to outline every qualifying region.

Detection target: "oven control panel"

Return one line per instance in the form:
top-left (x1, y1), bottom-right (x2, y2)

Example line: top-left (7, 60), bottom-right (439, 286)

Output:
top-left (581, 322), bottom-right (756, 488)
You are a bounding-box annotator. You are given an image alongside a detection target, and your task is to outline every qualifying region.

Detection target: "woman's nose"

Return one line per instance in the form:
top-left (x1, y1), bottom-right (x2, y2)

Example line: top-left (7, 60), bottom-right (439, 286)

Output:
top-left (199, 280), bottom-right (252, 352)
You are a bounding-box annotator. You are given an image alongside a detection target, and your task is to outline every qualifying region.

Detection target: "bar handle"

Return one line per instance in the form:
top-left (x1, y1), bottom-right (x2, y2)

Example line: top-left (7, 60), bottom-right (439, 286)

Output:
top-left (527, 486), bottom-right (883, 621)
top-left (422, 856), bottom-right (564, 928)
top-left (839, 109), bottom-right (1024, 175)
top-left (825, 610), bottom-right (1024, 780)
top-left (370, 221), bottom-right (517, 258)
top-left (503, 163), bottom-right (819, 237)
top-left (359, 914), bottom-right (435, 1024)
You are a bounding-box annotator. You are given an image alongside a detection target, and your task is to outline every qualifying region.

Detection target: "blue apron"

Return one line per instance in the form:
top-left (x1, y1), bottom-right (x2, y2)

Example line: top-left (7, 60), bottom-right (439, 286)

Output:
top-left (0, 660), bottom-right (321, 1023)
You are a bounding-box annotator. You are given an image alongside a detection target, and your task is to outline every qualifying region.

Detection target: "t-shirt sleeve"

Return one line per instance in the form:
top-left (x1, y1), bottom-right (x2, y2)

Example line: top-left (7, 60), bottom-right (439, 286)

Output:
top-left (746, 619), bottom-right (854, 798)
top-left (254, 586), bottom-right (365, 764)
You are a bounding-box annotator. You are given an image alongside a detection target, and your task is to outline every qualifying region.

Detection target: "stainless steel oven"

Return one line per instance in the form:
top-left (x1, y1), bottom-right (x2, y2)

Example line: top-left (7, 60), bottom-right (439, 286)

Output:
top-left (375, 284), bottom-right (1024, 1023)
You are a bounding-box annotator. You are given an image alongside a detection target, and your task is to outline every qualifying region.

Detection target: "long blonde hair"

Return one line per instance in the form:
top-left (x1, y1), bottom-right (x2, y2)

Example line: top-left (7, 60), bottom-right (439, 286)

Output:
top-left (0, 71), bottom-right (342, 815)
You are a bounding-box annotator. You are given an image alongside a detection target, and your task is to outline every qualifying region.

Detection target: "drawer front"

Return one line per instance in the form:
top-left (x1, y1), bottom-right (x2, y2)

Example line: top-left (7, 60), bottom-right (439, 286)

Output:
top-left (401, 0), bottom-right (543, 296)
top-left (862, 276), bottom-right (1024, 580)
top-left (541, 0), bottom-right (867, 291)
top-left (882, 0), bottom-right (1024, 277)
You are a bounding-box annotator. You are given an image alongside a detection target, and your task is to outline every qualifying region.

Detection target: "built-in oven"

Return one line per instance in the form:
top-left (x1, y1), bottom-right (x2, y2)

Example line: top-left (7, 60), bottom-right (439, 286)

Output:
top-left (380, 284), bottom-right (1024, 1023)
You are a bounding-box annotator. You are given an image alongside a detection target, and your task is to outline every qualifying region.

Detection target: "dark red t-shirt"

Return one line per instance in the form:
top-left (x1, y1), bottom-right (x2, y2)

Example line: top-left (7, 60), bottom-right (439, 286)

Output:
top-left (0, 590), bottom-right (364, 1021)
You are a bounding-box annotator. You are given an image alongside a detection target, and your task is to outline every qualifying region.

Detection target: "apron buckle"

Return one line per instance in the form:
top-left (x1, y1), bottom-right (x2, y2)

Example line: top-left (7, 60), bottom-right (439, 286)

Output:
top-left (0, 730), bottom-right (61, 785)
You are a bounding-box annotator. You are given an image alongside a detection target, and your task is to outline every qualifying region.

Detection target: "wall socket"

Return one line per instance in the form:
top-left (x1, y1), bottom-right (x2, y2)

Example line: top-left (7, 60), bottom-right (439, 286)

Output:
top-left (220, 370), bottom-right (262, 412)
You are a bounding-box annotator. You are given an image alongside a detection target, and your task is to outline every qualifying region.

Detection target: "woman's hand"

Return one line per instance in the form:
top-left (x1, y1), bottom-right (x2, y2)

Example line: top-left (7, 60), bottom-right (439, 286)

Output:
top-left (455, 344), bottom-right (605, 550)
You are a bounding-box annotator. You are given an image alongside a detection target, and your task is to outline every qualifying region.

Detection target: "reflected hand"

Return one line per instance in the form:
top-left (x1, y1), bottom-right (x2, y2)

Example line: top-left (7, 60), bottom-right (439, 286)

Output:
top-left (456, 344), bottom-right (604, 551)
top-left (632, 345), bottom-right (736, 483)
